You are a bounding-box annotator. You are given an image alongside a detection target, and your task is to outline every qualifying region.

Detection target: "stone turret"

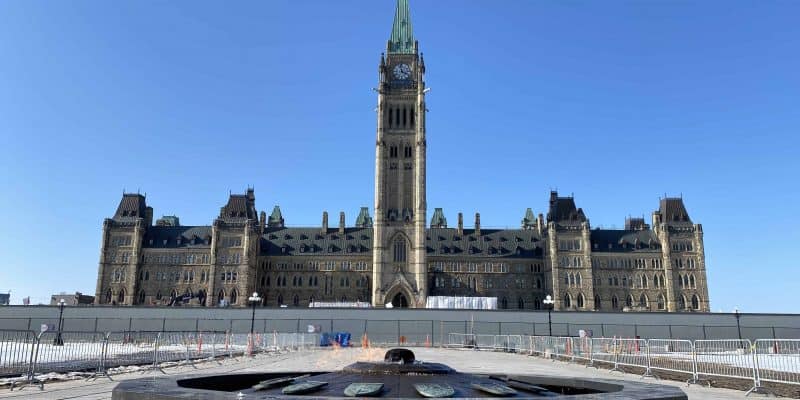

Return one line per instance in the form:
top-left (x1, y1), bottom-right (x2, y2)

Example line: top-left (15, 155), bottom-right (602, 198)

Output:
top-left (522, 208), bottom-right (536, 229)
top-left (355, 207), bottom-right (373, 228)
top-left (430, 208), bottom-right (447, 228)
top-left (268, 206), bottom-right (285, 228)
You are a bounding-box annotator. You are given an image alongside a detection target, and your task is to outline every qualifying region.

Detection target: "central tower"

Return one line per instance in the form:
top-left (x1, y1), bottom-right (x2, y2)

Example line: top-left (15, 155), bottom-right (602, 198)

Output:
top-left (373, 0), bottom-right (427, 308)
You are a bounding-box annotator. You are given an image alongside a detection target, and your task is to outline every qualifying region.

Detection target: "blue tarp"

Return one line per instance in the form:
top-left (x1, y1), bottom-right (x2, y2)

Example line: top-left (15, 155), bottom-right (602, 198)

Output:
top-left (319, 332), bottom-right (351, 347)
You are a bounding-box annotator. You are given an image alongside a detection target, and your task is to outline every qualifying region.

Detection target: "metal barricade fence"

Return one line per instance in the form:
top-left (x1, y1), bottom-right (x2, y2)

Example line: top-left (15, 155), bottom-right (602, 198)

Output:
top-left (694, 339), bottom-right (757, 386)
top-left (104, 331), bottom-right (160, 371)
top-left (590, 337), bottom-right (618, 366)
top-left (507, 335), bottom-right (524, 353)
top-left (647, 339), bottom-right (695, 378)
top-left (615, 338), bottom-right (651, 376)
top-left (529, 336), bottom-right (572, 360)
top-left (0, 330), bottom-right (37, 377)
top-left (475, 334), bottom-right (496, 350)
top-left (155, 332), bottom-right (191, 365)
top-left (33, 331), bottom-right (106, 375)
top-left (753, 339), bottom-right (800, 387)
top-left (571, 336), bottom-right (593, 364)
top-left (446, 333), bottom-right (475, 348)
top-left (493, 335), bottom-right (509, 351)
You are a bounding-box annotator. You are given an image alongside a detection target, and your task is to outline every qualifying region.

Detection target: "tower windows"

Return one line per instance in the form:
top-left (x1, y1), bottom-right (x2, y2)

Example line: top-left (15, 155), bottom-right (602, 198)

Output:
top-left (393, 236), bottom-right (407, 263)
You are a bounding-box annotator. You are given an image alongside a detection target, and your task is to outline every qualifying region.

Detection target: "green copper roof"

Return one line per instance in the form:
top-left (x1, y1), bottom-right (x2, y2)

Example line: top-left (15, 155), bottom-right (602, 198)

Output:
top-left (268, 205), bottom-right (285, 228)
top-left (522, 208), bottom-right (536, 229)
top-left (389, 0), bottom-right (415, 54)
top-left (355, 207), bottom-right (373, 228)
top-left (430, 208), bottom-right (447, 228)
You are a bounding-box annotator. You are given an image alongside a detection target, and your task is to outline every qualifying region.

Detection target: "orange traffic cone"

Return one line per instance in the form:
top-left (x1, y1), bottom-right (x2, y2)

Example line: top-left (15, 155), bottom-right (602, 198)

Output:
top-left (565, 338), bottom-right (572, 356)
top-left (198, 333), bottom-right (203, 353)
top-left (425, 335), bottom-right (431, 348)
top-left (362, 334), bottom-right (369, 348)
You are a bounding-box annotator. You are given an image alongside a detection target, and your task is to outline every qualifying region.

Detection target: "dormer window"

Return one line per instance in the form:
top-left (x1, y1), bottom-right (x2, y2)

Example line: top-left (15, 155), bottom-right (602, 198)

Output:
top-left (281, 246), bottom-right (287, 254)
top-left (148, 239), bottom-right (154, 246)
top-left (328, 245), bottom-right (335, 252)
top-left (300, 245), bottom-right (306, 253)
top-left (163, 239), bottom-right (168, 245)
top-left (122, 211), bottom-right (128, 217)
top-left (176, 237), bottom-right (182, 245)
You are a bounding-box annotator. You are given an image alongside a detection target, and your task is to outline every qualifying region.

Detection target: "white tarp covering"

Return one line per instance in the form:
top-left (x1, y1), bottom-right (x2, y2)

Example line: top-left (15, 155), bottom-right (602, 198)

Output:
top-left (425, 296), bottom-right (497, 310)
top-left (308, 301), bottom-right (372, 308)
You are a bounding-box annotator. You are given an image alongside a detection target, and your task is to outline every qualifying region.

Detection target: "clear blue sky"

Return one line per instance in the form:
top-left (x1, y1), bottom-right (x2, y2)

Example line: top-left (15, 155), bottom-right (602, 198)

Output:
top-left (1, 1), bottom-right (798, 312)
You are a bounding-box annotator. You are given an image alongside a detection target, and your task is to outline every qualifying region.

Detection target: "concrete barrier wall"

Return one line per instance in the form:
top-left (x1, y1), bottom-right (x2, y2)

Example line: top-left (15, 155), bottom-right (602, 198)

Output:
top-left (0, 306), bottom-right (798, 341)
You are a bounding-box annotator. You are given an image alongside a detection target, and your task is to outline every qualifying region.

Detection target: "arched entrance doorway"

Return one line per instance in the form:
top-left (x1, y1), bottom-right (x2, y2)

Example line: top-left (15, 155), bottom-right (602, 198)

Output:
top-left (391, 293), bottom-right (409, 308)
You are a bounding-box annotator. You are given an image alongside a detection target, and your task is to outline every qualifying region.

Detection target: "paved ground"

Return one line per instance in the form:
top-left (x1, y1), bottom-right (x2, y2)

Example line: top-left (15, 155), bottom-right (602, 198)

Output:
top-left (0, 347), bottom-right (761, 399)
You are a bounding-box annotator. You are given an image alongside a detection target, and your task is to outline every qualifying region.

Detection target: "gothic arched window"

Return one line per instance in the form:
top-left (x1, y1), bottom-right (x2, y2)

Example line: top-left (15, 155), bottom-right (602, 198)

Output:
top-left (564, 294), bottom-right (572, 308)
top-left (691, 294), bottom-right (700, 310)
top-left (393, 237), bottom-right (407, 263)
top-left (217, 290), bottom-right (224, 305)
top-left (230, 289), bottom-right (238, 305)
top-left (679, 295), bottom-right (686, 310)
top-left (657, 294), bottom-right (665, 310)
top-left (117, 289), bottom-right (125, 304)
top-left (577, 293), bottom-right (585, 309)
top-left (611, 295), bottom-right (619, 309)
top-left (138, 290), bottom-right (146, 304)
top-left (293, 294), bottom-right (299, 307)
top-left (501, 297), bottom-right (508, 309)
top-left (639, 293), bottom-right (648, 308)
top-left (594, 294), bottom-right (601, 310)
top-left (105, 289), bottom-right (112, 304)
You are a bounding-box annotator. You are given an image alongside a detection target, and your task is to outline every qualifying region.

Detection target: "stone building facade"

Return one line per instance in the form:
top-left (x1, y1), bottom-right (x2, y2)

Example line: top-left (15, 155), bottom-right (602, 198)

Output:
top-left (94, 0), bottom-right (709, 312)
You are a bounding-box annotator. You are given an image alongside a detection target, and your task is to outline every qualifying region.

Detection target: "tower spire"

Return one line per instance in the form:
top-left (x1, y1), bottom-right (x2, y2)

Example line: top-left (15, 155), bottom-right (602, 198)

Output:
top-left (389, 0), bottom-right (415, 54)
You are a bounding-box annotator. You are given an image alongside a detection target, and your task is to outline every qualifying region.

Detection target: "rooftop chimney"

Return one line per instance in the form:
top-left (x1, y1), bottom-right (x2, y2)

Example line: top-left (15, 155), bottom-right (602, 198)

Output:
top-left (457, 212), bottom-right (464, 236)
top-left (260, 211), bottom-right (266, 228)
top-left (321, 211), bottom-right (328, 234)
top-left (339, 211), bottom-right (346, 234)
top-left (475, 213), bottom-right (481, 236)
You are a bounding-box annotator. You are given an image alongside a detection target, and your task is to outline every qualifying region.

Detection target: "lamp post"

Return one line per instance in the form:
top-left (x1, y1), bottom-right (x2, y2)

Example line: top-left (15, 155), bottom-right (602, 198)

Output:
top-left (734, 307), bottom-right (742, 342)
top-left (248, 292), bottom-right (262, 356)
top-left (543, 295), bottom-right (555, 337)
top-left (54, 299), bottom-right (66, 346)
top-left (249, 292), bottom-right (261, 337)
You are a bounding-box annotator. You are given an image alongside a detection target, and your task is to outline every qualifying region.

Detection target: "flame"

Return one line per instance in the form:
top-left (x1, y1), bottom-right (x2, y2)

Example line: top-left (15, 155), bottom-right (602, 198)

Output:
top-left (313, 341), bottom-right (387, 369)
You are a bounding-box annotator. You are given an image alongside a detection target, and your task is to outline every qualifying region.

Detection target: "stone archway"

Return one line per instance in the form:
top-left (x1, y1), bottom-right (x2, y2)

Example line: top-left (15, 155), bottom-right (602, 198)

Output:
top-left (391, 292), bottom-right (409, 308)
top-left (383, 279), bottom-right (416, 308)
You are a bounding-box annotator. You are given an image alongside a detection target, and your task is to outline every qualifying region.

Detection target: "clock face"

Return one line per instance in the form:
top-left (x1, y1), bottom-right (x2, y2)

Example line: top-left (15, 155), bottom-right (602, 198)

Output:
top-left (393, 63), bottom-right (411, 80)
